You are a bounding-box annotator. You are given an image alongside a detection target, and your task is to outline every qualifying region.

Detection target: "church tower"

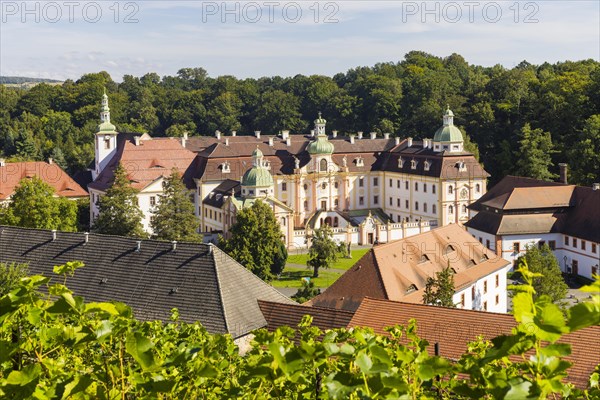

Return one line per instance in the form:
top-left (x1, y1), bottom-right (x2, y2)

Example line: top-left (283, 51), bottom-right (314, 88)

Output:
top-left (93, 89), bottom-right (118, 180)
top-left (432, 106), bottom-right (464, 153)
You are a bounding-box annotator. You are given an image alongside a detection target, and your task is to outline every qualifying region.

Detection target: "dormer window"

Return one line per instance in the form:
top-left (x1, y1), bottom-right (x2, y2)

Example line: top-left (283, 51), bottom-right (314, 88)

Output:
top-left (411, 159), bottom-right (417, 170)
top-left (419, 254), bottom-right (430, 263)
top-left (456, 161), bottom-right (466, 171)
top-left (424, 160), bottom-right (431, 171)
top-left (221, 162), bottom-right (231, 173)
top-left (406, 284), bottom-right (417, 294)
top-left (355, 157), bottom-right (364, 167)
top-left (398, 157), bottom-right (404, 168)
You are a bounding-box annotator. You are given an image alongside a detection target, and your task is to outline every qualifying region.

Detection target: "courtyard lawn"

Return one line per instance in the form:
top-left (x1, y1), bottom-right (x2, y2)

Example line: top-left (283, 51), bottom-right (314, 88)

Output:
top-left (270, 266), bottom-right (343, 288)
top-left (286, 247), bottom-right (370, 271)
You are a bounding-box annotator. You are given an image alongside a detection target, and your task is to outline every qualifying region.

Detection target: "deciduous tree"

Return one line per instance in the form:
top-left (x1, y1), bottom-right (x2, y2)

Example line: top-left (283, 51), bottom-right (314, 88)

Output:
top-left (517, 244), bottom-right (568, 303)
top-left (306, 224), bottom-right (344, 278)
top-left (422, 263), bottom-right (456, 307)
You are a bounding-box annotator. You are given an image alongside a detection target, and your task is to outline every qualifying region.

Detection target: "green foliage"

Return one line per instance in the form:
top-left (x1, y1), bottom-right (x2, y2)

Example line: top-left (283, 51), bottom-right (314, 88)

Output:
top-left (220, 200), bottom-right (285, 281)
top-left (0, 58), bottom-right (598, 185)
top-left (517, 244), bottom-right (569, 303)
top-left (0, 176), bottom-right (78, 231)
top-left (92, 163), bottom-right (147, 238)
top-left (0, 261), bottom-right (598, 399)
top-left (291, 279), bottom-right (321, 303)
top-left (306, 224), bottom-right (344, 278)
top-left (423, 263), bottom-right (456, 307)
top-left (0, 262), bottom-right (28, 297)
top-left (150, 169), bottom-right (201, 242)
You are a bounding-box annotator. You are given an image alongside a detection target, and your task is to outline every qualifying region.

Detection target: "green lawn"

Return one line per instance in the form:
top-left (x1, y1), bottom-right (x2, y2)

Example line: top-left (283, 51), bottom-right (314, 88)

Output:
top-left (286, 247), bottom-right (370, 271)
top-left (270, 266), bottom-right (343, 288)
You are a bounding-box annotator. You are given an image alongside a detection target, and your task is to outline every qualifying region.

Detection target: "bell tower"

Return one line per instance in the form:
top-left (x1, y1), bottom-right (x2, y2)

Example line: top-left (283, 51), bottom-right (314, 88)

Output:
top-left (93, 89), bottom-right (118, 180)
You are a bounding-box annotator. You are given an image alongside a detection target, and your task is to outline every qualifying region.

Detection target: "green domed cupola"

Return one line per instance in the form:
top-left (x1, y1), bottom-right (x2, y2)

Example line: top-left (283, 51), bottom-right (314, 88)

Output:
top-left (307, 112), bottom-right (334, 155)
top-left (97, 89), bottom-right (116, 133)
top-left (241, 146), bottom-right (274, 195)
top-left (432, 106), bottom-right (463, 152)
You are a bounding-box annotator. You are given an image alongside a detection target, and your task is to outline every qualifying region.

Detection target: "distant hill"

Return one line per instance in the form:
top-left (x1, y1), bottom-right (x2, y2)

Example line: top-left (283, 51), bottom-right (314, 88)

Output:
top-left (1, 76), bottom-right (62, 84)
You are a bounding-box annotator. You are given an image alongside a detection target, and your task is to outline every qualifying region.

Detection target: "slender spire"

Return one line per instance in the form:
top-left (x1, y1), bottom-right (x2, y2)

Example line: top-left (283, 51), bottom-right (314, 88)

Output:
top-left (98, 88), bottom-right (116, 132)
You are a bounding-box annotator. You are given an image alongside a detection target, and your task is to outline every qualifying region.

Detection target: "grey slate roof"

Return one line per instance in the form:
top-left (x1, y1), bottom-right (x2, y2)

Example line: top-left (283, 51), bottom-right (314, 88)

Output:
top-left (0, 225), bottom-right (295, 338)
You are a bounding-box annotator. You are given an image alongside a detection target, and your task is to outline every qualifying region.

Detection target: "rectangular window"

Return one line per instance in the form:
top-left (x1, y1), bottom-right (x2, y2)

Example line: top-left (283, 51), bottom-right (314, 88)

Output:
top-left (389, 197), bottom-right (393, 206)
top-left (471, 286), bottom-right (475, 300)
top-left (397, 180), bottom-right (400, 188)
top-left (373, 177), bottom-right (379, 187)
top-left (495, 295), bottom-right (499, 305)
top-left (282, 182), bottom-right (287, 191)
top-left (389, 179), bottom-right (393, 187)
top-left (513, 242), bottom-right (520, 253)
top-left (321, 200), bottom-right (326, 209)
top-left (486, 239), bottom-right (490, 249)
top-left (593, 243), bottom-right (597, 254)
top-left (573, 238), bottom-right (577, 248)
top-left (415, 182), bottom-right (418, 191)
top-left (359, 178), bottom-right (364, 187)
top-left (549, 240), bottom-right (556, 250)
top-left (405, 181), bottom-right (409, 190)
top-left (374, 195), bottom-right (379, 205)
top-left (415, 201), bottom-right (419, 211)
top-left (564, 236), bottom-right (569, 246)
top-left (104, 138), bottom-right (111, 149)
top-left (432, 185), bottom-right (436, 194)
top-left (405, 199), bottom-right (409, 209)
top-left (334, 199), bottom-right (339, 208)
top-left (150, 196), bottom-right (156, 206)
top-left (461, 293), bottom-right (465, 307)
top-left (483, 281), bottom-right (487, 294)
top-left (397, 198), bottom-right (401, 207)
top-left (423, 183), bottom-right (427, 193)
top-left (483, 301), bottom-right (487, 311)
top-left (495, 274), bottom-right (499, 287)
top-left (359, 196), bottom-right (364, 206)
top-left (581, 240), bottom-right (586, 251)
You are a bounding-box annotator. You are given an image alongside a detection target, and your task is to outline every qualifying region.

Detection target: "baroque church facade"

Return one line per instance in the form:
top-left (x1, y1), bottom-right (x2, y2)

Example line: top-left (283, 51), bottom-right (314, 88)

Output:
top-left (88, 93), bottom-right (489, 249)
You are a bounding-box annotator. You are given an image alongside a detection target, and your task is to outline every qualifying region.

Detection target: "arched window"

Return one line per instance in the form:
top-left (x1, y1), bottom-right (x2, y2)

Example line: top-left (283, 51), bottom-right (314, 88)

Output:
top-left (475, 183), bottom-right (481, 193)
top-left (424, 203), bottom-right (428, 213)
top-left (320, 158), bottom-right (328, 172)
top-left (462, 204), bottom-right (467, 214)
top-left (333, 217), bottom-right (339, 227)
top-left (432, 184), bottom-right (436, 194)
top-left (449, 205), bottom-right (454, 214)
top-left (415, 201), bottom-right (419, 211)
top-left (281, 217), bottom-right (286, 226)
top-left (448, 185), bottom-right (453, 195)
top-left (432, 204), bottom-right (437, 214)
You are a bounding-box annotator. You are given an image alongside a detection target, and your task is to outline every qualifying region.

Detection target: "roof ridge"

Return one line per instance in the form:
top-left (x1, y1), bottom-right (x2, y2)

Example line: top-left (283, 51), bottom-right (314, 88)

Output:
top-left (210, 244), bottom-right (230, 334)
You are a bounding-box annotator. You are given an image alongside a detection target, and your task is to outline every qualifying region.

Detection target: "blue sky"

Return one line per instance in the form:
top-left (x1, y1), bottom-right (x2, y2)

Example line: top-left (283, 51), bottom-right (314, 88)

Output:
top-left (1, 1), bottom-right (598, 81)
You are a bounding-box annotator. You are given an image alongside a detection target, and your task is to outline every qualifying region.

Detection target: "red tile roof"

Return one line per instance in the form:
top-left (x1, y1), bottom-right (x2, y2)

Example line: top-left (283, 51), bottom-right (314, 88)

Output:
top-left (88, 136), bottom-right (197, 191)
top-left (310, 224), bottom-right (509, 311)
top-left (258, 300), bottom-right (355, 332)
top-left (0, 161), bottom-right (88, 200)
top-left (349, 297), bottom-right (600, 389)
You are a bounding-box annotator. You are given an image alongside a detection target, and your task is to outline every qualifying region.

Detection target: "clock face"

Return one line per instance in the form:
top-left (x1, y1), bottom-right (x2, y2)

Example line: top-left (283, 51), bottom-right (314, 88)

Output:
top-left (460, 188), bottom-right (468, 199)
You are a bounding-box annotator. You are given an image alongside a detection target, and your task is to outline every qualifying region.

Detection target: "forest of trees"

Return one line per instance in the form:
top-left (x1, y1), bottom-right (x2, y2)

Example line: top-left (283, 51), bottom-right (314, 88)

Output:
top-left (1, 51), bottom-right (598, 185)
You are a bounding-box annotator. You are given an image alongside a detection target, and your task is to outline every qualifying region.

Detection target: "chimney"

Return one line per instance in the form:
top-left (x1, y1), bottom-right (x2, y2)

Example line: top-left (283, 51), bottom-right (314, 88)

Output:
top-left (357, 131), bottom-right (363, 139)
top-left (215, 130), bottom-right (221, 140)
top-left (84, 232), bottom-right (89, 244)
top-left (182, 132), bottom-right (188, 148)
top-left (281, 130), bottom-right (290, 140)
top-left (48, 158), bottom-right (53, 165)
top-left (52, 230), bottom-right (57, 241)
top-left (268, 137), bottom-right (274, 147)
top-left (136, 240), bottom-right (141, 252)
top-left (407, 137), bottom-right (413, 147)
top-left (395, 137), bottom-right (400, 146)
top-left (254, 130), bottom-right (261, 139)
top-left (171, 241), bottom-right (177, 251)
top-left (332, 130), bottom-right (338, 138)
top-left (134, 136), bottom-right (141, 146)
top-left (593, 183), bottom-right (600, 191)
top-left (349, 134), bottom-right (356, 144)
top-left (370, 132), bottom-right (377, 140)
top-left (225, 138), bottom-right (229, 146)
top-left (286, 137), bottom-right (291, 147)
top-left (558, 163), bottom-right (568, 184)
top-left (231, 130), bottom-right (237, 137)
top-left (384, 133), bottom-right (390, 139)
top-left (310, 129), bottom-right (315, 137)
top-left (0, 158), bottom-right (5, 167)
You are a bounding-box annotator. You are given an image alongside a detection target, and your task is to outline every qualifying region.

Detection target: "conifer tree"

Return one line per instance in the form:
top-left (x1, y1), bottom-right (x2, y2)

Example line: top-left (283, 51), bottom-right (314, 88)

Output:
top-left (93, 163), bottom-right (146, 238)
top-left (150, 169), bottom-right (200, 242)
top-left (423, 263), bottom-right (456, 307)
top-left (516, 124), bottom-right (556, 181)
top-left (220, 200), bottom-right (285, 281)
